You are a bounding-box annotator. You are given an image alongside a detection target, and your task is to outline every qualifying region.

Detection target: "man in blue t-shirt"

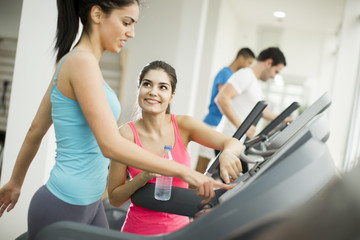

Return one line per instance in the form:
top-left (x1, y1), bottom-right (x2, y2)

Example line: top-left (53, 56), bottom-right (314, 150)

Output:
top-left (196, 48), bottom-right (255, 174)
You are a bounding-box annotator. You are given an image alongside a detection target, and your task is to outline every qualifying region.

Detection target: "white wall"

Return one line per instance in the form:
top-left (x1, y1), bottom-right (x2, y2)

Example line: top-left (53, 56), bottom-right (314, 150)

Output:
top-left (211, 1), bottom-right (258, 86)
top-left (194, 0), bottom-right (222, 121)
top-left (327, 0), bottom-right (360, 169)
top-left (119, 0), bottom-right (209, 123)
top-left (0, 0), bottom-right (57, 238)
top-left (119, 0), bottom-right (183, 124)
top-left (172, 0), bottom-right (208, 116)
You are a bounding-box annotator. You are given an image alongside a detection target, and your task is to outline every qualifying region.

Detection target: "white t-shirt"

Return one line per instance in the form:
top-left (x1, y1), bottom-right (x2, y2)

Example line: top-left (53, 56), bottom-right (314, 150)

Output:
top-left (216, 68), bottom-right (264, 137)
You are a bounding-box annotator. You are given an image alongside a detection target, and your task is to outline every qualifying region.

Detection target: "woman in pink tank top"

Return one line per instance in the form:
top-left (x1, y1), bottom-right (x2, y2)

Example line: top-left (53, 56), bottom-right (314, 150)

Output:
top-left (107, 61), bottom-right (244, 235)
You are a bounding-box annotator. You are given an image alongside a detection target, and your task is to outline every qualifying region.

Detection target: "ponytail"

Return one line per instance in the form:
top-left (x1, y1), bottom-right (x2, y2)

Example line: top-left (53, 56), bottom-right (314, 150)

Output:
top-left (55, 0), bottom-right (79, 63)
top-left (55, 0), bottom-right (140, 63)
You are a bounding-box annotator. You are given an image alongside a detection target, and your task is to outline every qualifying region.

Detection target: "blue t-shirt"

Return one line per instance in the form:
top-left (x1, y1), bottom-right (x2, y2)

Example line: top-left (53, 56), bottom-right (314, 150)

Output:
top-left (47, 51), bottom-right (121, 205)
top-left (203, 67), bottom-right (233, 126)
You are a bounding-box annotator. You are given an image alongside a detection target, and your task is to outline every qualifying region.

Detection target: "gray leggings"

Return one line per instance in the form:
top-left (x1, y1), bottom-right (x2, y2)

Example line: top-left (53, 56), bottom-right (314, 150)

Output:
top-left (27, 185), bottom-right (109, 240)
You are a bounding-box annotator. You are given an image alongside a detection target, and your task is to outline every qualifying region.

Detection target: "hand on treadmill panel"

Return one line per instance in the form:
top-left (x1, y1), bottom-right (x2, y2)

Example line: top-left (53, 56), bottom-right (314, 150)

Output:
top-left (184, 170), bottom-right (234, 204)
top-left (219, 149), bottom-right (243, 184)
top-left (282, 116), bottom-right (295, 124)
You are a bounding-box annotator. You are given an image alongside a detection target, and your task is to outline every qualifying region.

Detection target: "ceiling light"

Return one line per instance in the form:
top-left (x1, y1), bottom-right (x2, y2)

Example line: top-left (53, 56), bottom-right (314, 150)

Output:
top-left (273, 11), bottom-right (286, 19)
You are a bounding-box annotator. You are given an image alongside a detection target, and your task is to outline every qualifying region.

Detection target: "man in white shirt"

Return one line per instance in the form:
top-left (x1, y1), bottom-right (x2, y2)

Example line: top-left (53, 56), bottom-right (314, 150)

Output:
top-left (215, 47), bottom-right (287, 140)
top-left (195, 48), bottom-right (255, 175)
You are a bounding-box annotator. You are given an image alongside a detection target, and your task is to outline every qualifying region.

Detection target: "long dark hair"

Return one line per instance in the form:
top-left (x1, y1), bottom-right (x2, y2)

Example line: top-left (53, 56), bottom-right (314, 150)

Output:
top-left (138, 60), bottom-right (177, 114)
top-left (55, 0), bottom-right (139, 63)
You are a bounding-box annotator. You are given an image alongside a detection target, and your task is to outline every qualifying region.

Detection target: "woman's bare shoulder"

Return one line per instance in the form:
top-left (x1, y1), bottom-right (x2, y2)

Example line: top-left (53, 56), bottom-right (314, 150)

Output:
top-left (175, 114), bottom-right (197, 127)
top-left (118, 122), bottom-right (134, 142)
top-left (59, 50), bottom-right (97, 67)
top-left (63, 51), bottom-right (100, 77)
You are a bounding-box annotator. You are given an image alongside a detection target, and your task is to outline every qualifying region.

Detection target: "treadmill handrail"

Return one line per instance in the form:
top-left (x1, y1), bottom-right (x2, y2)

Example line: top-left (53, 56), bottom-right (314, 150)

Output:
top-left (205, 101), bottom-right (268, 176)
top-left (244, 101), bottom-right (300, 149)
top-left (258, 101), bottom-right (300, 136)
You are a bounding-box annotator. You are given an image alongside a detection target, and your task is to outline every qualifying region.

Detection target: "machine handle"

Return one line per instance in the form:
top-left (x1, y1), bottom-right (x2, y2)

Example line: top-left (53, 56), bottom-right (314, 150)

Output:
top-left (244, 101), bottom-right (300, 149)
top-left (205, 101), bottom-right (268, 177)
top-left (258, 101), bottom-right (300, 136)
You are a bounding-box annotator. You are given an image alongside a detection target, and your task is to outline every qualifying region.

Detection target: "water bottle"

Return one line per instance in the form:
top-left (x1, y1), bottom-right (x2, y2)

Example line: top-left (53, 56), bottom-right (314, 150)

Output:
top-left (154, 145), bottom-right (173, 201)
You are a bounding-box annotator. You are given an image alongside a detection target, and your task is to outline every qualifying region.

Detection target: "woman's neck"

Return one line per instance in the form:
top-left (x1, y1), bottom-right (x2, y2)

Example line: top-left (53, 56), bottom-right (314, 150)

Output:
top-left (73, 32), bottom-right (103, 61)
top-left (135, 113), bottom-right (175, 150)
top-left (138, 112), bottom-right (171, 137)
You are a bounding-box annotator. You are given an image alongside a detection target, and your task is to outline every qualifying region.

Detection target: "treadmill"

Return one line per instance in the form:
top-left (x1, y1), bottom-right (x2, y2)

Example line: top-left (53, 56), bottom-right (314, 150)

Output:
top-left (35, 92), bottom-right (336, 240)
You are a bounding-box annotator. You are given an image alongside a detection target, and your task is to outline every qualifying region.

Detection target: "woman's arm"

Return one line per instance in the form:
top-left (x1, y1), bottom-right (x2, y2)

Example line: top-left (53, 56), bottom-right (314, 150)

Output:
top-left (215, 84), bottom-right (255, 139)
top-left (177, 115), bottom-right (243, 183)
top-left (107, 161), bottom-right (157, 207)
top-left (67, 52), bottom-right (230, 202)
top-left (215, 83), bottom-right (241, 128)
top-left (0, 81), bottom-right (53, 217)
top-left (107, 125), bottom-right (158, 206)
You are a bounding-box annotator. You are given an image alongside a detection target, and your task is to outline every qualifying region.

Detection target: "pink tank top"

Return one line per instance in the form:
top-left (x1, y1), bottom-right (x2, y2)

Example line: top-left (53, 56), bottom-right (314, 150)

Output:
top-left (121, 114), bottom-right (190, 235)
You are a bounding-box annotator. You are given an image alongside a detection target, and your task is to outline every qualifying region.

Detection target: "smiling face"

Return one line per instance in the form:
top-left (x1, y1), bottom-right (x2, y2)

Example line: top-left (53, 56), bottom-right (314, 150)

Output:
top-left (138, 69), bottom-right (175, 115)
top-left (99, 3), bottom-right (139, 53)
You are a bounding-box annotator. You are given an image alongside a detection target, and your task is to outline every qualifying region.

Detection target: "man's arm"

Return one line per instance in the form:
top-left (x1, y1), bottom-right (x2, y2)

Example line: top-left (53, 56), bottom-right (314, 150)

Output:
top-left (215, 83), bottom-right (241, 128)
top-left (263, 107), bottom-right (295, 126)
top-left (215, 82), bottom-right (257, 139)
top-left (262, 107), bottom-right (278, 121)
top-left (217, 83), bottom-right (225, 93)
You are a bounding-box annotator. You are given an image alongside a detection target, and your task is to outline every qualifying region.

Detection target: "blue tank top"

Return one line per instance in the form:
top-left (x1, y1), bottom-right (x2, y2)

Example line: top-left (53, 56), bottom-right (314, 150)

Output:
top-left (46, 50), bottom-right (121, 205)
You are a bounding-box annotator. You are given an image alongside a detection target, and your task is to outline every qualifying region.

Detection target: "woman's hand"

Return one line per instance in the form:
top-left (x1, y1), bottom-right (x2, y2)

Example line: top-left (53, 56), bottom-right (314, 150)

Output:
top-left (0, 181), bottom-right (21, 217)
top-left (181, 169), bottom-right (234, 204)
top-left (138, 171), bottom-right (160, 182)
top-left (219, 150), bottom-right (243, 184)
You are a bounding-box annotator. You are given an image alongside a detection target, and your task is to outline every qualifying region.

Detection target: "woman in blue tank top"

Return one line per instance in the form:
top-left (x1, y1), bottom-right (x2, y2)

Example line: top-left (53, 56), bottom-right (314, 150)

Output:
top-left (0, 0), bottom-right (233, 238)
